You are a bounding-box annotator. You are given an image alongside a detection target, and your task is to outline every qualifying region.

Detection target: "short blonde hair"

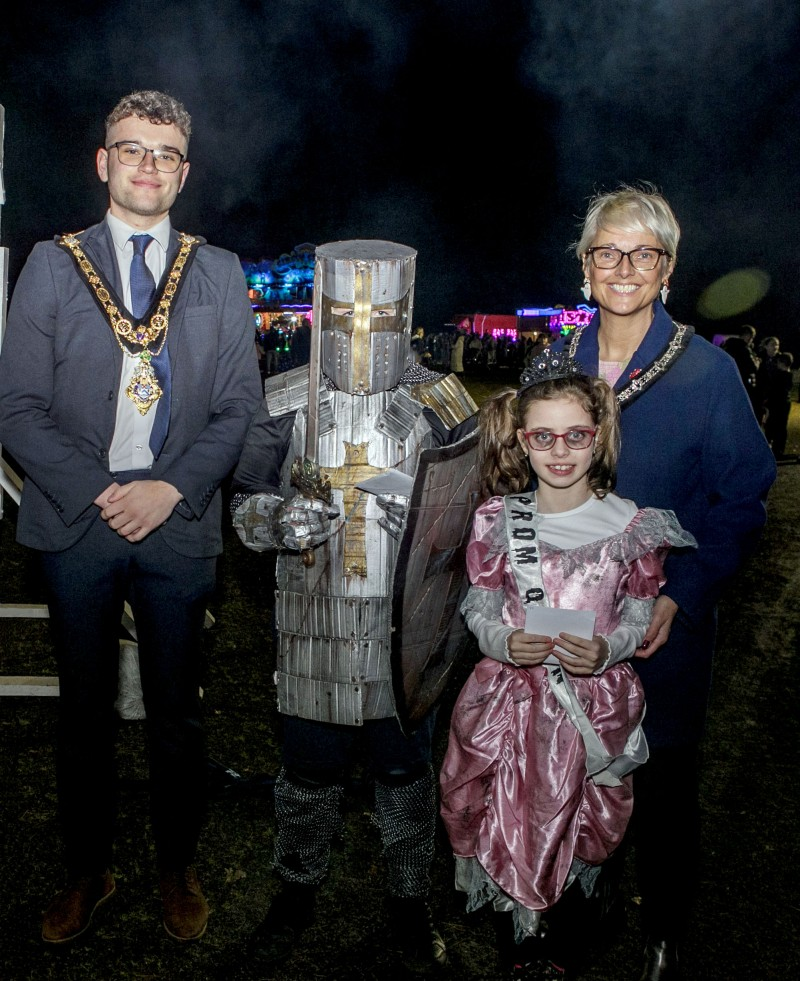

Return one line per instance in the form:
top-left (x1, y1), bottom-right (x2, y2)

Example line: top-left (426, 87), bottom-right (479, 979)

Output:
top-left (575, 182), bottom-right (680, 261)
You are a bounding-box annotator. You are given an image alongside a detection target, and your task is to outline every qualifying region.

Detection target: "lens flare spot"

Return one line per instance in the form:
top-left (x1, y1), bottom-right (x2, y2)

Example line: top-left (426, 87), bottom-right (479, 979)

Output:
top-left (697, 268), bottom-right (771, 320)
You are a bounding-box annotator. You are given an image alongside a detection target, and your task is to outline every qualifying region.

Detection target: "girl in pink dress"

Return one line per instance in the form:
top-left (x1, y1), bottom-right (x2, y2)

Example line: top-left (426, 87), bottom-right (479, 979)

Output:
top-left (439, 350), bottom-right (695, 978)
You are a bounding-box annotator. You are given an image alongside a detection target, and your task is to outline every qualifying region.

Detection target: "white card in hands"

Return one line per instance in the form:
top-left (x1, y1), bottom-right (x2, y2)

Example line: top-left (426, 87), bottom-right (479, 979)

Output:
top-left (524, 607), bottom-right (597, 665)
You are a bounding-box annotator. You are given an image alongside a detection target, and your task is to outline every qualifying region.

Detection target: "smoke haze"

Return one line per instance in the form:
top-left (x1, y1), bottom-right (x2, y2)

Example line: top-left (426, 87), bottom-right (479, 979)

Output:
top-left (1, 0), bottom-right (797, 339)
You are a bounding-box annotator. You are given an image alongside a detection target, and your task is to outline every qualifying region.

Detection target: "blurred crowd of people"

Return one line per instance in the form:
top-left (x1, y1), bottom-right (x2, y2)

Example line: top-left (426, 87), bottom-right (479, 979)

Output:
top-left (722, 325), bottom-right (796, 458)
top-left (436, 327), bottom-right (555, 376)
top-left (255, 317), bottom-right (566, 383)
top-left (255, 317), bottom-right (312, 379)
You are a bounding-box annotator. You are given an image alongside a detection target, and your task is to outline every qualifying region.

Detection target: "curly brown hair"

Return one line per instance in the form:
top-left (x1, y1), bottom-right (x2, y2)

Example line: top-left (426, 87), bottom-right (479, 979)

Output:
top-left (105, 90), bottom-right (192, 145)
top-left (478, 375), bottom-right (620, 500)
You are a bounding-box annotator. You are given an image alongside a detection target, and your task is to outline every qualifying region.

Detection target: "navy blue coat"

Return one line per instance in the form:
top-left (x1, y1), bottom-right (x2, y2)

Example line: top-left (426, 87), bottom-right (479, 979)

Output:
top-left (557, 303), bottom-right (776, 747)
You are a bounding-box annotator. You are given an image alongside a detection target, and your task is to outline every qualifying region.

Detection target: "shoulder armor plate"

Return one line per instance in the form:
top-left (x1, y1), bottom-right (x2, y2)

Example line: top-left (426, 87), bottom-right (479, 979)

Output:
top-left (264, 366), bottom-right (336, 433)
top-left (410, 372), bottom-right (478, 429)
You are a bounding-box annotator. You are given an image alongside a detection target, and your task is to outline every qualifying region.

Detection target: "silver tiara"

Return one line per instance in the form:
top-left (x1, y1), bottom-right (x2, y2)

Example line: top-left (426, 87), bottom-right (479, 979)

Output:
top-left (518, 347), bottom-right (585, 392)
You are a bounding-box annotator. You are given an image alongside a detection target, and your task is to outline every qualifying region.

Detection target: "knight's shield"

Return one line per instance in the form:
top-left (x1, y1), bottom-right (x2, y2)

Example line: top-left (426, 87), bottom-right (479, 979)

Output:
top-left (391, 429), bottom-right (481, 732)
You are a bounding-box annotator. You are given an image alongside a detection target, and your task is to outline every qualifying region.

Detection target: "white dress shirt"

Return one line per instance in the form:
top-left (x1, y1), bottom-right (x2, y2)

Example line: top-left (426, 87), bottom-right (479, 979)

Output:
top-left (105, 212), bottom-right (171, 471)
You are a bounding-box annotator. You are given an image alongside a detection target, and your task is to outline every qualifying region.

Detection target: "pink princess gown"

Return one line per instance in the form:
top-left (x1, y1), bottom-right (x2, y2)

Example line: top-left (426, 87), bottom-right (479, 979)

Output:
top-left (440, 494), bottom-right (692, 931)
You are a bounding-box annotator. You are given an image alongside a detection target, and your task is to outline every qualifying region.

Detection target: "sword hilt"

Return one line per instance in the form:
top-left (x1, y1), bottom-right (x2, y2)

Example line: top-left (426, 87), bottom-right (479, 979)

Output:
top-left (290, 458), bottom-right (332, 567)
top-left (290, 457), bottom-right (333, 505)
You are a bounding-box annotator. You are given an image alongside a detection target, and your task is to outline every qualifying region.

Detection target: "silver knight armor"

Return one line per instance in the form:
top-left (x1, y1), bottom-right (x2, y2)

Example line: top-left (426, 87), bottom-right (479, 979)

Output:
top-left (272, 371), bottom-right (474, 724)
top-left (232, 240), bottom-right (478, 727)
top-left (318, 239), bottom-right (417, 395)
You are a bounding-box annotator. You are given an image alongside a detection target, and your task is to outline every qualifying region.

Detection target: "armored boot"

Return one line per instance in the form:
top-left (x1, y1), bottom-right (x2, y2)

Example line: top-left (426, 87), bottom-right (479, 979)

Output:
top-left (374, 766), bottom-right (447, 970)
top-left (248, 769), bottom-right (343, 967)
top-left (387, 895), bottom-right (448, 973)
top-left (247, 879), bottom-right (319, 969)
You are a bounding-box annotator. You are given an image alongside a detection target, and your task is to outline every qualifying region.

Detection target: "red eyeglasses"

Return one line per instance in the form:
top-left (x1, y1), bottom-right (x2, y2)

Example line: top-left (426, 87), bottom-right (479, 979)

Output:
top-left (520, 428), bottom-right (596, 451)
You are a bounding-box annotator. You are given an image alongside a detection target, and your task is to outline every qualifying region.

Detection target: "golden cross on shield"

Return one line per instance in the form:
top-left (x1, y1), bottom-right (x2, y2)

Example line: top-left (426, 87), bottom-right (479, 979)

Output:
top-left (325, 441), bottom-right (385, 578)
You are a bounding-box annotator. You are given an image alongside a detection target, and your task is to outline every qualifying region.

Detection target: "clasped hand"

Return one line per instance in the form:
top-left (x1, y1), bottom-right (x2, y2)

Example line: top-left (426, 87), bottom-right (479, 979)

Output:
top-left (507, 629), bottom-right (608, 676)
top-left (634, 594), bottom-right (678, 658)
top-left (95, 480), bottom-right (183, 543)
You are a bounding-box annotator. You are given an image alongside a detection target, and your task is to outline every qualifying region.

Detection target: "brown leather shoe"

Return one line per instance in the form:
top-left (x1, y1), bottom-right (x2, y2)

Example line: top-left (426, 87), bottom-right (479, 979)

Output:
top-left (42, 871), bottom-right (116, 944)
top-left (160, 867), bottom-right (209, 941)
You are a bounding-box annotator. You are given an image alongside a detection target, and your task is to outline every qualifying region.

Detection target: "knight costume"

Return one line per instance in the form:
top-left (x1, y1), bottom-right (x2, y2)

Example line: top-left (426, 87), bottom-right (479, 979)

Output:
top-left (230, 240), bottom-right (477, 968)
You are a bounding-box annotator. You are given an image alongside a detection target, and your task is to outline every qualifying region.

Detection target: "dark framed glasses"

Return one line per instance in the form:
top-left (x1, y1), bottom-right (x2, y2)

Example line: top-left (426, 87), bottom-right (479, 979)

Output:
top-left (107, 141), bottom-right (185, 173)
top-left (585, 246), bottom-right (670, 271)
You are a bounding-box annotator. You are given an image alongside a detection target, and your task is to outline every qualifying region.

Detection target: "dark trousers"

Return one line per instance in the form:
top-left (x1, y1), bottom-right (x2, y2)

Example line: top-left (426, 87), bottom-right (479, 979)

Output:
top-left (765, 400), bottom-right (791, 456)
top-left (631, 745), bottom-right (701, 940)
top-left (282, 712), bottom-right (437, 787)
top-left (40, 514), bottom-right (215, 877)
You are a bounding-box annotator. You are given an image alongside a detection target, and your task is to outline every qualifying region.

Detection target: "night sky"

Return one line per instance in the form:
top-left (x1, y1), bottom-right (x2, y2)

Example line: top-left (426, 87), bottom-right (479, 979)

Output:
top-left (1, 0), bottom-right (798, 348)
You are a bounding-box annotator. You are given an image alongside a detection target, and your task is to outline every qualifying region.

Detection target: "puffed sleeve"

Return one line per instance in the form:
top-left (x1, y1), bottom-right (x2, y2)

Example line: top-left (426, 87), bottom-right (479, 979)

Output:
top-left (598, 510), bottom-right (696, 672)
top-left (465, 496), bottom-right (508, 588)
top-left (619, 508), bottom-right (698, 600)
top-left (461, 497), bottom-right (517, 663)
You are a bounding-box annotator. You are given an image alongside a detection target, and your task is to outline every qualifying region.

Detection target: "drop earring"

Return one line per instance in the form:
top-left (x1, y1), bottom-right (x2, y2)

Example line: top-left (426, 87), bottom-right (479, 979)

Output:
top-left (660, 281), bottom-right (670, 305)
top-left (581, 279), bottom-right (592, 302)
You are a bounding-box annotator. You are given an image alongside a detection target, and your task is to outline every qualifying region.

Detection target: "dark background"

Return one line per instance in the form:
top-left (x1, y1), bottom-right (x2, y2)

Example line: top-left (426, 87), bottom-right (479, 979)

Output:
top-left (1, 0), bottom-right (798, 345)
top-left (2, 8), bottom-right (799, 976)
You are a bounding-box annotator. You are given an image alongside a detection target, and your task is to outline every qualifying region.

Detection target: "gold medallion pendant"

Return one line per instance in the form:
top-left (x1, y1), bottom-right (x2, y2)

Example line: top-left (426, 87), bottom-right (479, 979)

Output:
top-left (58, 231), bottom-right (201, 415)
top-left (126, 356), bottom-right (163, 415)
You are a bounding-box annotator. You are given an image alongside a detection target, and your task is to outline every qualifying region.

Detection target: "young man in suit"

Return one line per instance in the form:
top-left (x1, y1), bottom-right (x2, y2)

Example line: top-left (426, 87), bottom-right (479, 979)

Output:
top-left (0, 90), bottom-right (262, 944)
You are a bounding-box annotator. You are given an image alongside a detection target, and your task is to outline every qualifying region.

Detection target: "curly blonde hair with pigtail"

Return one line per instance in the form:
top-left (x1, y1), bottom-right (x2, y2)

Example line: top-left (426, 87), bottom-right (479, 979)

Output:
top-left (479, 375), bottom-right (621, 500)
top-left (478, 391), bottom-right (530, 499)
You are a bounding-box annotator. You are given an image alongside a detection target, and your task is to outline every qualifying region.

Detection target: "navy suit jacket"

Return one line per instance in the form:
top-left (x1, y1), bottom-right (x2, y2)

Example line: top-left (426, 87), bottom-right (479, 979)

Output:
top-left (0, 220), bottom-right (263, 557)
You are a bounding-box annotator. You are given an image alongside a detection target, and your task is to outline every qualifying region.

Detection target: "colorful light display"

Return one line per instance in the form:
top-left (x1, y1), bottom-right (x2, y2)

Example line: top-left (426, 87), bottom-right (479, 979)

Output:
top-left (517, 304), bottom-right (596, 332)
top-left (242, 243), bottom-right (316, 305)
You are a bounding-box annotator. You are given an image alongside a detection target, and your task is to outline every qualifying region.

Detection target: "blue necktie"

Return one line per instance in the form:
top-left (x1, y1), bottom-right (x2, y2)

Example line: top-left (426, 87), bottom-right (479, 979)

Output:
top-left (130, 234), bottom-right (171, 458)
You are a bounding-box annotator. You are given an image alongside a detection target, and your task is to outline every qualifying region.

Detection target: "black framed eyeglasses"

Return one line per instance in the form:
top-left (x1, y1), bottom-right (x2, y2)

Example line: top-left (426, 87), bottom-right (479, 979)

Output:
top-left (107, 141), bottom-right (186, 173)
top-left (585, 246), bottom-right (670, 271)
top-left (521, 428), bottom-right (596, 451)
